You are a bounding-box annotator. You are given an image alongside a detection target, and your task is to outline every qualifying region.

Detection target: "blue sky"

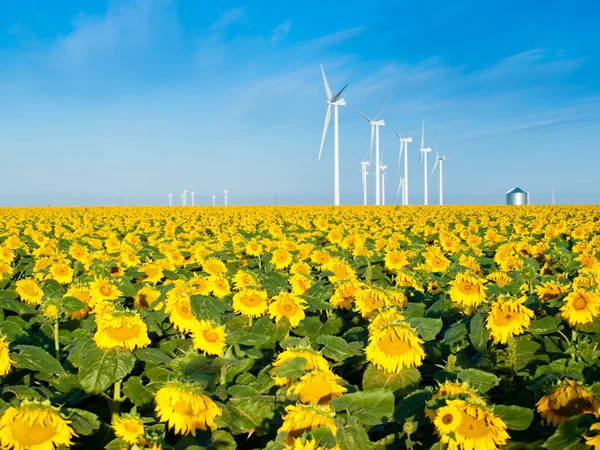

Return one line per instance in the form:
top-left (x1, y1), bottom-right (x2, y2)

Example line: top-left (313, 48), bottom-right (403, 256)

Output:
top-left (0, 0), bottom-right (599, 206)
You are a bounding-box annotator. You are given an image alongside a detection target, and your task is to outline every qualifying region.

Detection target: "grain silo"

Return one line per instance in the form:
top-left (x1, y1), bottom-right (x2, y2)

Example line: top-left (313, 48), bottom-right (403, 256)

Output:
top-left (506, 187), bottom-right (529, 205)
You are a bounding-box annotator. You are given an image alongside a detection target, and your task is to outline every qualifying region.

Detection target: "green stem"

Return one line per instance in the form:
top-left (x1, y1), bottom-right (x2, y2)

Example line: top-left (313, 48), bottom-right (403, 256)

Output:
top-left (257, 256), bottom-right (262, 270)
top-left (111, 379), bottom-right (122, 424)
top-left (53, 320), bottom-right (60, 360)
top-left (248, 316), bottom-right (253, 328)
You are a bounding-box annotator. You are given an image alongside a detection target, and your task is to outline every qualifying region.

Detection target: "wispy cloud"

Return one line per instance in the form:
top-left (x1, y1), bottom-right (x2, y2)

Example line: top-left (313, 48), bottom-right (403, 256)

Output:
top-left (271, 20), bottom-right (292, 43)
top-left (210, 7), bottom-right (246, 30)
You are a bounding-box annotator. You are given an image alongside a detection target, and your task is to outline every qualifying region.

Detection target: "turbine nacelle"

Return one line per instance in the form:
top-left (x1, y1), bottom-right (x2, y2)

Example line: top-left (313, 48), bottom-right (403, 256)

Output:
top-left (371, 119), bottom-right (385, 126)
top-left (401, 137), bottom-right (413, 143)
top-left (328, 98), bottom-right (346, 106)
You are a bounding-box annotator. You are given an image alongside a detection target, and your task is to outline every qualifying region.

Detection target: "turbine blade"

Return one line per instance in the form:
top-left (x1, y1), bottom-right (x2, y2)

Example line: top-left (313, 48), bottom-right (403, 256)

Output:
top-left (356, 108), bottom-right (372, 123)
top-left (370, 125), bottom-right (374, 161)
top-left (397, 141), bottom-right (404, 173)
top-left (434, 137), bottom-right (439, 159)
top-left (374, 94), bottom-right (391, 120)
top-left (318, 104), bottom-right (332, 160)
top-left (393, 127), bottom-right (401, 139)
top-left (330, 84), bottom-right (347, 103)
top-left (397, 177), bottom-right (403, 196)
top-left (320, 64), bottom-right (332, 100)
top-left (430, 159), bottom-right (439, 179)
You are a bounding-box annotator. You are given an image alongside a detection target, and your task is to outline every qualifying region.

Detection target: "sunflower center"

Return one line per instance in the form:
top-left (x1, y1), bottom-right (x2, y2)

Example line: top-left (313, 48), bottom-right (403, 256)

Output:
top-left (100, 285), bottom-right (113, 296)
top-left (573, 296), bottom-right (588, 311)
top-left (457, 413), bottom-right (488, 438)
top-left (302, 376), bottom-right (335, 405)
top-left (279, 301), bottom-right (297, 315)
top-left (241, 294), bottom-right (264, 308)
top-left (105, 324), bottom-right (142, 342)
top-left (176, 302), bottom-right (194, 319)
top-left (146, 268), bottom-right (159, 278)
top-left (21, 284), bottom-right (38, 297)
top-left (11, 417), bottom-right (58, 446)
top-left (172, 400), bottom-right (194, 417)
top-left (123, 421), bottom-right (142, 433)
top-left (493, 311), bottom-right (515, 327)
top-left (137, 294), bottom-right (149, 308)
top-left (442, 414), bottom-right (454, 425)
top-left (377, 336), bottom-right (412, 356)
top-left (553, 397), bottom-right (595, 416)
top-left (461, 282), bottom-right (474, 293)
top-left (55, 266), bottom-right (68, 275)
top-left (203, 330), bottom-right (219, 342)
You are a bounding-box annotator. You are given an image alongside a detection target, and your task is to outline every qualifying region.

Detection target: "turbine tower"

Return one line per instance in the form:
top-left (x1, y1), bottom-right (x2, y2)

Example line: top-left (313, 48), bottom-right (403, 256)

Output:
top-left (430, 138), bottom-right (447, 205)
top-left (318, 64), bottom-right (348, 206)
top-left (182, 190), bottom-right (188, 207)
top-left (191, 191), bottom-right (195, 206)
top-left (359, 160), bottom-right (369, 206)
top-left (168, 193), bottom-right (173, 207)
top-left (212, 194), bottom-right (216, 206)
top-left (381, 164), bottom-right (389, 206)
top-left (419, 118), bottom-right (432, 205)
top-left (224, 189), bottom-right (228, 206)
top-left (357, 96), bottom-right (390, 205)
top-left (394, 128), bottom-right (412, 206)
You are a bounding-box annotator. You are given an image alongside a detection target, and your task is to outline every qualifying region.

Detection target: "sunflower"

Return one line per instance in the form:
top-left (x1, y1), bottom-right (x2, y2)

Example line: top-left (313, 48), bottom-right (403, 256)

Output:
top-left (63, 286), bottom-right (93, 319)
top-left (425, 381), bottom-right (482, 421)
top-left (0, 336), bottom-right (14, 376)
top-left (271, 248), bottom-right (293, 270)
top-left (89, 277), bottom-right (123, 303)
top-left (269, 292), bottom-right (307, 327)
top-left (134, 286), bottom-right (161, 310)
top-left (0, 263), bottom-right (13, 279)
top-left (440, 400), bottom-right (510, 450)
top-left (365, 323), bottom-right (425, 373)
top-left (395, 272), bottom-right (423, 292)
top-left (535, 281), bottom-right (568, 302)
top-left (0, 398), bottom-right (75, 450)
top-left (292, 438), bottom-right (325, 450)
top-left (113, 415), bottom-right (144, 445)
top-left (368, 308), bottom-right (405, 334)
top-left (245, 239), bottom-right (264, 257)
top-left (154, 383), bottom-right (222, 436)
top-left (232, 288), bottom-right (269, 318)
top-left (327, 259), bottom-right (355, 283)
top-left (486, 272), bottom-right (511, 287)
top-left (560, 289), bottom-right (600, 326)
top-left (278, 404), bottom-right (337, 445)
top-left (120, 250), bottom-right (141, 268)
top-left (271, 349), bottom-right (330, 386)
top-left (46, 261), bottom-right (74, 285)
top-left (586, 422), bottom-right (600, 449)
top-left (209, 275), bottom-right (231, 299)
top-left (290, 274), bottom-right (313, 296)
top-left (486, 296), bottom-right (534, 344)
top-left (42, 303), bottom-right (60, 320)
top-left (384, 250), bottom-right (410, 272)
top-left (354, 287), bottom-right (389, 318)
top-left (448, 272), bottom-right (487, 312)
top-left (164, 293), bottom-right (200, 333)
top-left (94, 311), bottom-right (151, 351)
top-left (287, 370), bottom-right (347, 405)
top-left (232, 270), bottom-right (259, 290)
top-left (191, 320), bottom-right (227, 356)
top-left (423, 247), bottom-right (452, 273)
top-left (15, 279), bottom-right (44, 305)
top-left (434, 403), bottom-right (463, 435)
top-left (188, 275), bottom-right (212, 296)
top-left (202, 258), bottom-right (228, 276)
top-left (138, 263), bottom-right (164, 284)
top-left (537, 379), bottom-right (600, 426)
top-left (330, 280), bottom-right (363, 309)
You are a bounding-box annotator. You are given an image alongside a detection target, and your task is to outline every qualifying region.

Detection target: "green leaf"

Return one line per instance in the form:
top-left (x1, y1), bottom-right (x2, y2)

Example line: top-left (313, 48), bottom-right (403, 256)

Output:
top-left (330, 389), bottom-right (394, 426)
top-left (543, 414), bottom-right (595, 450)
top-left (469, 312), bottom-right (490, 353)
top-left (362, 364), bottom-right (420, 392)
top-left (317, 335), bottom-right (361, 361)
top-left (220, 396), bottom-right (276, 434)
top-left (65, 408), bottom-right (100, 436)
top-left (227, 385), bottom-right (259, 397)
top-left (190, 295), bottom-right (228, 324)
top-left (14, 345), bottom-right (66, 376)
top-left (406, 317), bottom-right (443, 341)
top-left (0, 321), bottom-right (25, 340)
top-left (271, 357), bottom-right (307, 379)
top-left (0, 297), bottom-right (37, 315)
top-left (134, 348), bottom-right (173, 364)
top-left (206, 430), bottom-right (237, 450)
top-left (529, 316), bottom-right (563, 335)
top-left (394, 389), bottom-right (431, 422)
top-left (229, 331), bottom-right (271, 347)
top-left (444, 322), bottom-right (468, 346)
top-left (262, 272), bottom-right (290, 296)
top-left (457, 369), bottom-right (499, 393)
top-left (336, 415), bottom-right (374, 450)
top-left (493, 405), bottom-right (534, 430)
top-left (61, 296), bottom-right (88, 313)
top-left (78, 347), bottom-right (136, 394)
top-left (514, 337), bottom-right (550, 370)
top-left (66, 338), bottom-right (96, 368)
top-left (122, 376), bottom-right (154, 408)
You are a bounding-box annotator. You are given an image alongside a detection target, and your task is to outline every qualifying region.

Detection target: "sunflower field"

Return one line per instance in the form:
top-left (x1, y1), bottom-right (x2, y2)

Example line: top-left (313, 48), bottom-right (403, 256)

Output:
top-left (1, 206), bottom-right (600, 450)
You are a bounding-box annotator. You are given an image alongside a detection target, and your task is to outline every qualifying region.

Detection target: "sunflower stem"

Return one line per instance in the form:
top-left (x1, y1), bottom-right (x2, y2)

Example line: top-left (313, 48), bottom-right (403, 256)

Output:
top-left (257, 256), bottom-right (262, 270)
top-left (110, 379), bottom-right (122, 424)
top-left (53, 319), bottom-right (60, 360)
top-left (248, 316), bottom-right (253, 328)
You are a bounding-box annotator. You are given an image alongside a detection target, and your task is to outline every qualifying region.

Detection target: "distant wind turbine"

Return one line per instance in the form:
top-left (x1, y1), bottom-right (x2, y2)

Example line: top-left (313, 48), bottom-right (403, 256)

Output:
top-left (168, 193), bottom-right (173, 207)
top-left (394, 127), bottom-right (413, 206)
top-left (359, 160), bottom-right (369, 206)
top-left (381, 164), bottom-right (389, 206)
top-left (419, 118), bottom-right (432, 205)
top-left (212, 194), bottom-right (216, 206)
top-left (429, 138), bottom-right (447, 205)
top-left (318, 64), bottom-right (348, 206)
top-left (191, 191), bottom-right (195, 206)
top-left (182, 190), bottom-right (188, 207)
top-left (357, 96), bottom-right (390, 205)
top-left (224, 189), bottom-right (228, 206)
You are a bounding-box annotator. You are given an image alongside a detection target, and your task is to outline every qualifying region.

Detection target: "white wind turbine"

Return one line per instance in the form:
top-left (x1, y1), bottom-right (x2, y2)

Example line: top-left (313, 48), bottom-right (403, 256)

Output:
top-left (224, 189), bottom-right (228, 206)
top-left (318, 64), bottom-right (348, 206)
top-left (212, 194), bottom-right (216, 206)
top-left (359, 160), bottom-right (369, 206)
top-left (393, 128), bottom-right (413, 206)
top-left (182, 190), bottom-right (188, 206)
top-left (191, 191), bottom-right (195, 206)
top-left (381, 163), bottom-right (389, 206)
top-left (430, 138), bottom-right (447, 205)
top-left (168, 193), bottom-right (173, 207)
top-left (418, 118), bottom-right (432, 205)
top-left (357, 96), bottom-right (390, 206)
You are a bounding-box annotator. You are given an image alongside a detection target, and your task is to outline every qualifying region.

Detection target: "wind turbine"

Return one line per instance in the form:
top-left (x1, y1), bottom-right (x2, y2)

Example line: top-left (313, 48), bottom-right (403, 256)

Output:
top-left (356, 96), bottom-right (390, 205)
top-left (318, 64), bottom-right (348, 206)
top-left (429, 138), bottom-right (447, 205)
top-left (212, 194), bottom-right (216, 206)
top-left (359, 160), bottom-right (369, 205)
top-left (168, 193), bottom-right (173, 207)
top-left (381, 164), bottom-right (389, 206)
top-left (191, 191), bottom-right (195, 206)
top-left (224, 189), bottom-right (228, 206)
top-left (182, 190), bottom-right (188, 207)
top-left (394, 128), bottom-right (413, 206)
top-left (418, 118), bottom-right (432, 205)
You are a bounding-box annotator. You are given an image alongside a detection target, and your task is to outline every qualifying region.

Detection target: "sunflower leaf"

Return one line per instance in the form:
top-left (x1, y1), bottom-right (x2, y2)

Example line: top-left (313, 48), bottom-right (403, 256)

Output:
top-left (65, 408), bottom-right (100, 436)
top-left (406, 317), bottom-right (443, 341)
top-left (362, 364), bottom-right (421, 392)
top-left (61, 296), bottom-right (88, 313)
top-left (78, 347), bottom-right (135, 394)
top-left (457, 369), bottom-right (499, 393)
top-left (14, 345), bottom-right (66, 377)
top-left (271, 356), bottom-right (307, 379)
top-left (330, 389), bottom-right (394, 426)
top-left (469, 312), bottom-right (490, 353)
top-left (336, 415), bottom-right (375, 450)
top-left (493, 405), bottom-right (534, 430)
top-left (542, 414), bottom-right (596, 450)
top-left (219, 396), bottom-right (276, 435)
top-left (190, 295), bottom-right (228, 324)
top-left (122, 376), bottom-right (154, 408)
top-left (317, 335), bottom-right (361, 361)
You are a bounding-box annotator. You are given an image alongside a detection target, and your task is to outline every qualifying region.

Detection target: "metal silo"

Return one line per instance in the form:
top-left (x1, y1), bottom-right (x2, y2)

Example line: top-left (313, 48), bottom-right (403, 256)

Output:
top-left (506, 187), bottom-right (529, 205)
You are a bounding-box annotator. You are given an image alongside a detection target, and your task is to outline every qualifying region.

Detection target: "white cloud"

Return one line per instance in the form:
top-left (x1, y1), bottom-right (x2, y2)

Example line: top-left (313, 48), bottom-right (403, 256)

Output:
top-left (210, 7), bottom-right (246, 30)
top-left (271, 20), bottom-right (292, 43)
